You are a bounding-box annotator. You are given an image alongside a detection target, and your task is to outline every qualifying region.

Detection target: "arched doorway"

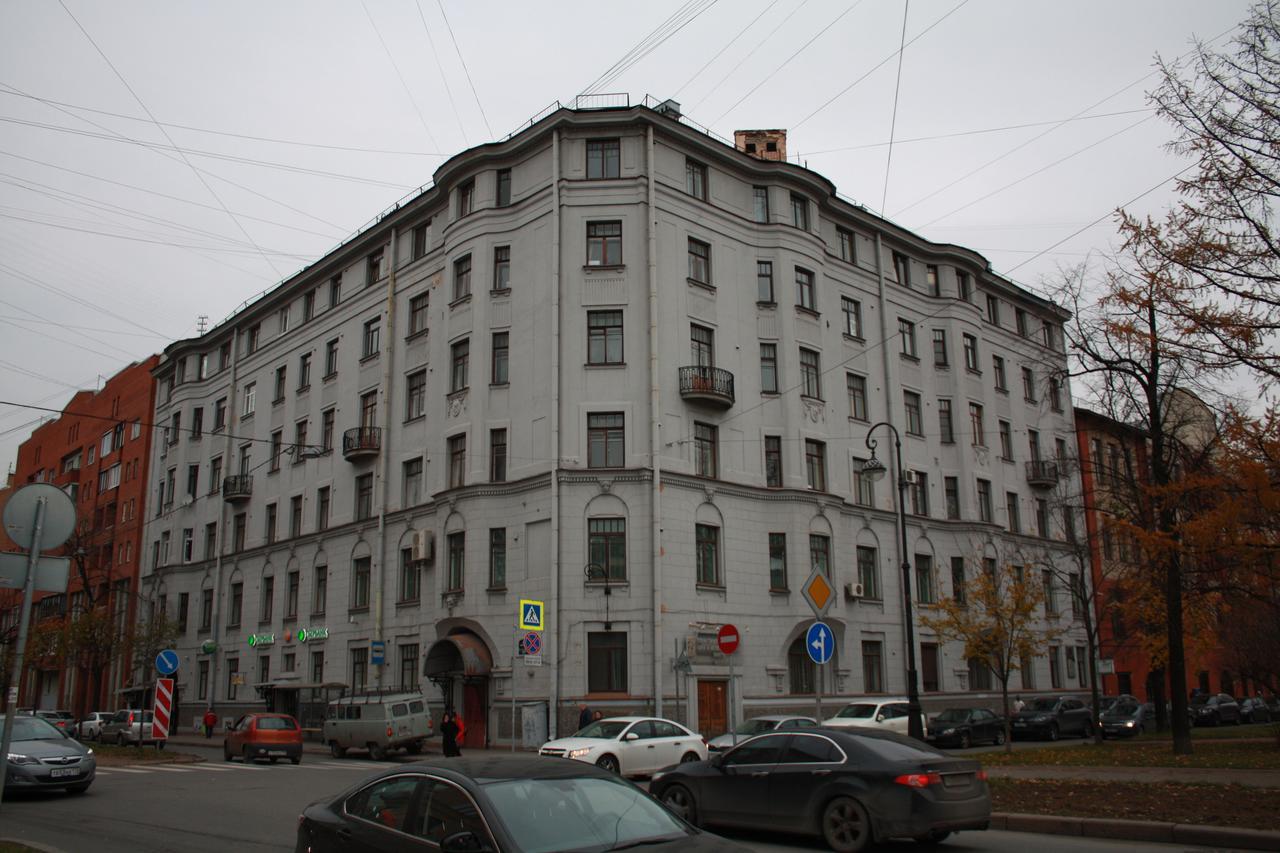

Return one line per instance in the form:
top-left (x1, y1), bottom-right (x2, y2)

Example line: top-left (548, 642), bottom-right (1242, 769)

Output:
top-left (424, 631), bottom-right (492, 749)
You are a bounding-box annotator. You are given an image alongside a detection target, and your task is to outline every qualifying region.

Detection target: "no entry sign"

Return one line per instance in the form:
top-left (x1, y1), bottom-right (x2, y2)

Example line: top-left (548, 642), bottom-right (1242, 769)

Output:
top-left (717, 624), bottom-right (740, 655)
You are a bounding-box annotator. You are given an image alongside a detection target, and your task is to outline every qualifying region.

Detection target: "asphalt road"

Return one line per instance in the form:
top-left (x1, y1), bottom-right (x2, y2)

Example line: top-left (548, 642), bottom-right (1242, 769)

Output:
top-left (0, 743), bottom-right (1241, 853)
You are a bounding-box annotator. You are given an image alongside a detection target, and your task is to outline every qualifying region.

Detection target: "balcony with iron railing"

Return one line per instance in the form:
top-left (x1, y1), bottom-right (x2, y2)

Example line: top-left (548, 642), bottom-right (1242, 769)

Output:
top-left (678, 366), bottom-right (735, 409)
top-left (343, 426), bottom-right (382, 461)
top-left (1026, 459), bottom-right (1060, 489)
top-left (222, 474), bottom-right (253, 503)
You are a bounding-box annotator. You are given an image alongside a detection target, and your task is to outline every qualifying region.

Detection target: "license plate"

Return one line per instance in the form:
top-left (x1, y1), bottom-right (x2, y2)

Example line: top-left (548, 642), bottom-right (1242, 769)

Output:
top-left (942, 774), bottom-right (972, 788)
top-left (268, 750), bottom-right (286, 756)
top-left (1012, 722), bottom-right (1025, 727)
top-left (50, 768), bottom-right (77, 778)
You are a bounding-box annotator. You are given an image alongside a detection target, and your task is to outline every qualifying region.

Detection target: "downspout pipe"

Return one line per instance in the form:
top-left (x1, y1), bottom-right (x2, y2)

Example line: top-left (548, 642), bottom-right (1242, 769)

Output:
top-left (208, 329), bottom-right (241, 708)
top-left (549, 129), bottom-right (563, 738)
top-left (647, 125), bottom-right (663, 717)
top-left (374, 228), bottom-right (399, 687)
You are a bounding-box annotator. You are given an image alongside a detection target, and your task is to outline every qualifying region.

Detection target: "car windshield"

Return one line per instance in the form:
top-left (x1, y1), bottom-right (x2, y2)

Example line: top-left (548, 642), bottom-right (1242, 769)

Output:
top-left (734, 718), bottom-right (777, 736)
top-left (484, 775), bottom-right (688, 853)
top-left (573, 720), bottom-right (630, 739)
top-left (932, 709), bottom-right (970, 723)
top-left (257, 717), bottom-right (297, 730)
top-left (836, 704), bottom-right (877, 719)
top-left (1027, 698), bottom-right (1059, 712)
top-left (1108, 701), bottom-right (1141, 717)
top-left (1, 716), bottom-right (64, 741)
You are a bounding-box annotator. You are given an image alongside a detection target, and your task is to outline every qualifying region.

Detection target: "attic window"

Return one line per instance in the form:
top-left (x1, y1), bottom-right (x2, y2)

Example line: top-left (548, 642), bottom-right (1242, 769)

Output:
top-left (766, 141), bottom-right (777, 152)
top-left (745, 143), bottom-right (757, 153)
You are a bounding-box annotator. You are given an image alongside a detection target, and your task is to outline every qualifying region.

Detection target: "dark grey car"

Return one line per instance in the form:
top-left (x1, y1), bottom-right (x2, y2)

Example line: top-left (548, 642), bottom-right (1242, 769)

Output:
top-left (2, 715), bottom-right (96, 794)
top-left (1010, 696), bottom-right (1092, 740)
top-left (1100, 701), bottom-right (1154, 738)
top-left (1189, 693), bottom-right (1241, 726)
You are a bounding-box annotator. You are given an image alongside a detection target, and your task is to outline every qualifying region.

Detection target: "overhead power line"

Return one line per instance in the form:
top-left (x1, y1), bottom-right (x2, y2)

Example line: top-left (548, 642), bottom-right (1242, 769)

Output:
top-left (361, 0), bottom-right (441, 152)
top-left (435, 0), bottom-right (493, 138)
top-left (579, 0), bottom-right (720, 97)
top-left (673, 0), bottom-right (782, 99)
top-left (415, 0), bottom-right (468, 147)
top-left (879, 0), bottom-right (911, 215)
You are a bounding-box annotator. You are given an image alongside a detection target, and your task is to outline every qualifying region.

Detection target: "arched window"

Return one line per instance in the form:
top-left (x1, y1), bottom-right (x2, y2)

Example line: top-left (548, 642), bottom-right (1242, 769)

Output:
top-left (788, 635), bottom-right (815, 695)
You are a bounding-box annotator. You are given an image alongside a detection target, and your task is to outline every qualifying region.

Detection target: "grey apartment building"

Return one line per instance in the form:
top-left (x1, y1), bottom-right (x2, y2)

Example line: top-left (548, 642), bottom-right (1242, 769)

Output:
top-left (141, 99), bottom-right (1088, 743)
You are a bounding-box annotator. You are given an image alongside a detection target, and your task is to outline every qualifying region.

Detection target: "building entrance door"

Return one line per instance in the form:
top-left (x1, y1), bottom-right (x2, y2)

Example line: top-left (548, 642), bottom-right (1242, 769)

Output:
top-left (462, 682), bottom-right (486, 748)
top-left (697, 679), bottom-right (727, 737)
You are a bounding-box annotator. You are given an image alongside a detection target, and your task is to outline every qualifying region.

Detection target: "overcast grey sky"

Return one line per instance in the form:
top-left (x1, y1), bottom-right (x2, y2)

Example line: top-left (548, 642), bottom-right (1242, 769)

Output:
top-left (0, 0), bottom-right (1256, 474)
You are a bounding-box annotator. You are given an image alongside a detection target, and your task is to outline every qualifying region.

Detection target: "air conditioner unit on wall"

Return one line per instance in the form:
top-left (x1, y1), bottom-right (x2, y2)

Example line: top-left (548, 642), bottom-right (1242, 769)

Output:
top-left (844, 582), bottom-right (864, 601)
top-left (412, 529), bottom-right (435, 565)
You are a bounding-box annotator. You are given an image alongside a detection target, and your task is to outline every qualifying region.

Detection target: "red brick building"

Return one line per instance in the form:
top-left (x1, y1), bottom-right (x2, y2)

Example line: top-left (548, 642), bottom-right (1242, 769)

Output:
top-left (1, 357), bottom-right (159, 714)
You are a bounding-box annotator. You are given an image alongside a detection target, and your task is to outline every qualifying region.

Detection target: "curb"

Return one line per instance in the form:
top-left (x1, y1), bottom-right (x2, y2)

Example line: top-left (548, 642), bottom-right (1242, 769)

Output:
top-left (991, 812), bottom-right (1280, 851)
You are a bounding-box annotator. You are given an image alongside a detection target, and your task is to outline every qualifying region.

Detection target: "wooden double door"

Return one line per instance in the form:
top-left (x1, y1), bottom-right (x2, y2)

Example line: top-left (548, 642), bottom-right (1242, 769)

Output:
top-left (697, 679), bottom-right (727, 737)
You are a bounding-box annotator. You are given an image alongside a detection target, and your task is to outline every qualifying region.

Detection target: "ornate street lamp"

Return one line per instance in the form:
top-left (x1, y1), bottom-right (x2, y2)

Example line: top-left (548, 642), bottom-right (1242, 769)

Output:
top-left (584, 563), bottom-right (612, 630)
top-left (863, 422), bottom-right (925, 740)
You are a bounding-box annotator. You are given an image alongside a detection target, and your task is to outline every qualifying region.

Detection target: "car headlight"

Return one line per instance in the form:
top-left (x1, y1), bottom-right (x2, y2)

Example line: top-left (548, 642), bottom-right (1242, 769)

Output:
top-left (86, 748), bottom-right (94, 756)
top-left (1124, 721), bottom-right (1135, 727)
top-left (1035, 715), bottom-right (1051, 722)
top-left (941, 728), bottom-right (955, 736)
top-left (652, 770), bottom-right (667, 782)
top-left (6, 753), bottom-right (39, 765)
top-left (567, 747), bottom-right (593, 759)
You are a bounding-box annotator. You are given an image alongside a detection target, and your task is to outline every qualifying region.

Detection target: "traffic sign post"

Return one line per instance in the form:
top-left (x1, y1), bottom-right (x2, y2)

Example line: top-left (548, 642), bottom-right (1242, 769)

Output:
top-left (153, 677), bottom-right (175, 741)
top-left (806, 621), bottom-right (834, 723)
top-left (717, 624), bottom-right (740, 746)
top-left (518, 599), bottom-right (545, 631)
top-left (371, 640), bottom-right (386, 667)
top-left (155, 649), bottom-right (180, 676)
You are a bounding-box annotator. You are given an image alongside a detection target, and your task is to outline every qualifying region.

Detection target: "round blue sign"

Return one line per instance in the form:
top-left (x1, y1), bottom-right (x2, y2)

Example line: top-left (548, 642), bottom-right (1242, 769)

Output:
top-left (805, 622), bottom-right (833, 665)
top-left (155, 649), bottom-right (180, 675)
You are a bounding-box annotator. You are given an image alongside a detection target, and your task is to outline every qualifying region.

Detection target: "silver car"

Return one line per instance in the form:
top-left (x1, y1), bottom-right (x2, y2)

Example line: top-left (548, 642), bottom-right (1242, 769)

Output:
top-left (100, 708), bottom-right (161, 746)
top-left (75, 711), bottom-right (116, 741)
top-left (2, 715), bottom-right (96, 794)
top-left (706, 715), bottom-right (818, 752)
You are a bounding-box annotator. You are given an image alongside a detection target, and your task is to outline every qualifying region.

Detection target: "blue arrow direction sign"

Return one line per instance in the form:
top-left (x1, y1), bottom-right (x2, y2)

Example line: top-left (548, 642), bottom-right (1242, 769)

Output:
top-left (806, 621), bottom-right (833, 665)
top-left (155, 649), bottom-right (180, 675)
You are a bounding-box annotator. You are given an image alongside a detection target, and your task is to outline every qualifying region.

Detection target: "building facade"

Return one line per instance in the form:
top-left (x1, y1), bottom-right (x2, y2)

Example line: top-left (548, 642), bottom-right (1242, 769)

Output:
top-left (2, 357), bottom-right (159, 714)
top-left (142, 100), bottom-right (1087, 744)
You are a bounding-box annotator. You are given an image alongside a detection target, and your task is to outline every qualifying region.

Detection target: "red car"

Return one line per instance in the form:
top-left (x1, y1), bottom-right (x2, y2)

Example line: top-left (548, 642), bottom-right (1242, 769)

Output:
top-left (223, 713), bottom-right (303, 764)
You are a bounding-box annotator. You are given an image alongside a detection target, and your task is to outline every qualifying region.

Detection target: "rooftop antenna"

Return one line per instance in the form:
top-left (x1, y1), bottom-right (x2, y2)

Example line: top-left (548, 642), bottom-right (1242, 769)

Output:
top-left (197, 314), bottom-right (209, 335)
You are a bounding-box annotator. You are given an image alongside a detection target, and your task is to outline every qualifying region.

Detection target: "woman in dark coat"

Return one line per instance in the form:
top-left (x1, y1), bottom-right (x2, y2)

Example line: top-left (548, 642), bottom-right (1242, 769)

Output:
top-left (440, 711), bottom-right (461, 757)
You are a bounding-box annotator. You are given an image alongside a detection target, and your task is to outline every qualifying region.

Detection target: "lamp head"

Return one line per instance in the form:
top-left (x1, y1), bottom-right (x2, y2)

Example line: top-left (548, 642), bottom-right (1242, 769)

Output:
top-left (860, 455), bottom-right (888, 482)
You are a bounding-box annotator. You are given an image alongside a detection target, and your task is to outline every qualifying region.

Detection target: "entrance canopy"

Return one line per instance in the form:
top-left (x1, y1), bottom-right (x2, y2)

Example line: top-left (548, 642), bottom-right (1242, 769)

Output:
top-left (424, 633), bottom-right (493, 680)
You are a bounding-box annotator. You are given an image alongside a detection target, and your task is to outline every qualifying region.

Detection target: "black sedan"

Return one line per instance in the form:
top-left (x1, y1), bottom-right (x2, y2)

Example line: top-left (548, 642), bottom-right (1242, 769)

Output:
top-left (1010, 696), bottom-right (1092, 740)
top-left (1190, 693), bottom-right (1241, 726)
top-left (296, 755), bottom-right (749, 852)
top-left (650, 728), bottom-right (989, 853)
top-left (925, 708), bottom-right (1006, 749)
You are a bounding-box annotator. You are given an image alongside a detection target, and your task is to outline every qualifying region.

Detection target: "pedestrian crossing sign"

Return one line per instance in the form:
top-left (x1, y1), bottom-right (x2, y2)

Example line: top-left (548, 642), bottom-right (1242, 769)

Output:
top-left (519, 598), bottom-right (545, 631)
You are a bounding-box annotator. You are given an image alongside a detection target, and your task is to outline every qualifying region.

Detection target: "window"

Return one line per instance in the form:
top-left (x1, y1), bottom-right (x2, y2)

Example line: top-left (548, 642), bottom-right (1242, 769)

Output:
top-left (247, 324), bottom-right (261, 354)
top-left (588, 632), bottom-right (627, 692)
top-left (685, 158), bottom-right (707, 200)
top-left (969, 403), bottom-right (985, 447)
top-left (857, 545), bottom-right (879, 598)
top-left (298, 353), bottom-right (311, 390)
top-left (752, 186), bottom-right (769, 223)
top-left (492, 245), bottom-right (510, 291)
top-left (1070, 572), bottom-right (1086, 618)
top-left (938, 399), bottom-right (955, 443)
top-left (764, 435), bottom-right (782, 487)
top-left (312, 566), bottom-right (327, 615)
top-left (932, 329), bottom-right (948, 367)
top-left (448, 434), bottom-right (466, 488)
top-left (495, 168), bottom-right (511, 206)
top-left (790, 193), bottom-right (809, 229)
top-left (852, 457), bottom-right (875, 506)
top-left (1015, 308), bottom-right (1029, 337)
top-left (838, 227), bottom-right (855, 262)
top-left (1036, 498), bottom-right (1049, 537)
top-left (191, 407), bottom-right (203, 438)
top-left (405, 370), bottom-right (426, 421)
top-left (847, 373), bottom-right (868, 421)
top-left (277, 305), bottom-right (290, 335)
top-left (956, 270), bottom-right (972, 301)
top-left (229, 582), bottom-right (243, 627)
top-left (968, 657), bottom-right (992, 690)
top-left (760, 343), bottom-right (778, 393)
top-left (696, 524), bottom-right (720, 585)
top-left (1049, 646), bottom-right (1063, 688)
top-left (290, 496), bottom-right (303, 538)
top-left (862, 641), bottom-right (884, 693)
top-left (588, 518), bottom-right (626, 581)
top-left (1006, 492), bottom-right (1021, 533)
top-left (450, 339), bottom-right (470, 392)
top-left (1022, 366), bottom-right (1037, 402)
top-left (986, 294), bottom-right (1000, 325)
top-left (329, 275), bottom-right (341, 308)
top-left (185, 464), bottom-right (199, 499)
top-left (687, 238), bottom-right (711, 285)
top-left (209, 457), bottom-right (223, 495)
top-left (768, 533), bottom-right (787, 590)
top-left (587, 413), bottom-right (624, 468)
top-left (489, 529), bottom-right (506, 588)
top-left (321, 409), bottom-right (335, 451)
top-left (260, 575), bottom-right (274, 622)
top-left (841, 296), bottom-right (862, 338)
top-left (270, 430), bottom-right (283, 472)
top-left (963, 334), bottom-right (979, 371)
top-left (355, 474), bottom-right (374, 521)
top-left (757, 261), bottom-right (774, 302)
top-left (325, 339), bottom-right (339, 377)
top-left (810, 534), bottom-right (830, 577)
top-left (398, 644), bottom-right (419, 691)
top-left (799, 348), bottom-right (821, 398)
top-left (366, 248), bottom-right (385, 285)
top-left (200, 589), bottom-right (213, 630)
top-left (457, 179), bottom-right (474, 217)
top-left (360, 390), bottom-right (377, 429)
top-left (904, 391), bottom-right (923, 436)
top-left (926, 264), bottom-right (939, 296)
top-left (998, 420), bottom-right (1012, 459)
top-left (227, 658), bottom-right (240, 701)
top-left (788, 636), bottom-right (816, 694)
top-left (915, 554), bottom-right (935, 603)
top-left (1049, 377), bottom-right (1063, 412)
top-left (899, 318), bottom-right (917, 357)
top-left (241, 382), bottom-right (256, 418)
top-left (893, 252), bottom-right (911, 287)
top-left (795, 267), bottom-right (815, 310)
top-left (411, 221), bottom-right (428, 260)
top-left (1043, 569), bottom-right (1058, 615)
top-left (351, 557), bottom-right (371, 609)
top-left (908, 472), bottom-right (929, 516)
top-left (693, 422), bottom-right (717, 477)
top-left (944, 476), bottom-right (960, 519)
top-left (586, 221), bottom-right (622, 266)
top-left (446, 531), bottom-right (464, 591)
top-left (988, 356), bottom-right (1007, 394)
top-left (453, 254), bottom-right (472, 301)
top-left (403, 457), bottom-right (424, 506)
top-left (586, 139), bottom-right (620, 179)
top-left (491, 332), bottom-right (509, 384)
top-left (951, 557), bottom-right (967, 604)
top-left (350, 647), bottom-right (368, 693)
top-left (481, 428), bottom-right (505, 482)
top-left (584, 309), bottom-right (624, 365)
top-left (977, 478), bottom-right (992, 522)
top-left (408, 293), bottom-right (429, 337)
top-left (805, 439), bottom-right (826, 490)
top-left (921, 644), bottom-right (940, 691)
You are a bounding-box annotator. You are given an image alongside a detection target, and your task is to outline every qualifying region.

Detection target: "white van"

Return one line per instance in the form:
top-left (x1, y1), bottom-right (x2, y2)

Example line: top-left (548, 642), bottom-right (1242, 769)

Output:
top-left (322, 692), bottom-right (434, 759)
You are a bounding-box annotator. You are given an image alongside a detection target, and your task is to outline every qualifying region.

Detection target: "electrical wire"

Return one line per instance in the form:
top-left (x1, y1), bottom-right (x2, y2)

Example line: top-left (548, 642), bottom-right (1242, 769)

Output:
top-left (0, 260), bottom-right (172, 339)
top-left (688, 0), bottom-right (814, 113)
top-left (580, 0), bottom-right (720, 97)
top-left (672, 0), bottom-right (782, 99)
top-left (360, 0), bottom-right (441, 153)
top-left (435, 0), bottom-right (493, 138)
top-left (879, 0), bottom-right (910, 215)
top-left (0, 212), bottom-right (313, 259)
top-left (415, 0), bottom-right (468, 147)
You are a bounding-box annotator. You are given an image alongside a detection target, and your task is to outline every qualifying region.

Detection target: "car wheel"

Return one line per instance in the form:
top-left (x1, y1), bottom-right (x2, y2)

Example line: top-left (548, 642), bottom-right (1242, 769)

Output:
top-left (680, 751), bottom-right (700, 764)
top-left (660, 783), bottom-right (699, 825)
top-left (913, 829), bottom-right (952, 844)
top-left (595, 754), bottom-right (620, 774)
top-left (407, 741), bottom-right (423, 755)
top-left (1047, 724), bottom-right (1059, 742)
top-left (223, 744), bottom-right (232, 761)
top-left (368, 743), bottom-right (388, 761)
top-left (994, 729), bottom-right (1006, 746)
top-left (1136, 724), bottom-right (1145, 736)
top-left (959, 732), bottom-right (972, 750)
top-left (290, 755), bottom-right (301, 766)
top-left (65, 782), bottom-right (91, 794)
top-left (243, 746), bottom-right (254, 764)
top-left (117, 734), bottom-right (127, 747)
top-left (269, 757), bottom-right (278, 764)
top-left (821, 796), bottom-right (872, 853)
top-left (329, 741), bottom-right (346, 759)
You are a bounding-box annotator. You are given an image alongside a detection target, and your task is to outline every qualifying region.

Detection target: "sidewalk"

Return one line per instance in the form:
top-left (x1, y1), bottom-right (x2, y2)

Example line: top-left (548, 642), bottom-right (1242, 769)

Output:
top-left (986, 764), bottom-right (1280, 788)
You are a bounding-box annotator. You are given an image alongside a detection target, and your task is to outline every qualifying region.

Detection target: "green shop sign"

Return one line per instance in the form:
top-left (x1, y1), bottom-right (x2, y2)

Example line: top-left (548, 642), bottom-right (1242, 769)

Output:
top-left (247, 632), bottom-right (276, 648)
top-left (297, 627), bottom-right (329, 643)
top-left (200, 640), bottom-right (217, 654)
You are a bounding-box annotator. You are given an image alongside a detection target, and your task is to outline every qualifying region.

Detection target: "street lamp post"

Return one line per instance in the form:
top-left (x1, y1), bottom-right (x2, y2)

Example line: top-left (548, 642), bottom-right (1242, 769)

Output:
top-left (863, 422), bottom-right (925, 741)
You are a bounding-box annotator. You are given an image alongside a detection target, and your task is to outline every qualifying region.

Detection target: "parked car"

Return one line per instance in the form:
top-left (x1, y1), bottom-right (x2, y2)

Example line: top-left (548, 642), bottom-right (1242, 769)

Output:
top-left (707, 715), bottom-right (817, 752)
top-left (926, 707), bottom-right (1006, 748)
top-left (823, 698), bottom-right (923, 737)
top-left (1189, 693), bottom-right (1241, 726)
top-left (1096, 694), bottom-right (1139, 716)
top-left (224, 713), bottom-right (303, 764)
top-left (322, 692), bottom-right (433, 759)
top-left (539, 716), bottom-right (707, 777)
top-left (651, 727), bottom-right (990, 850)
top-left (1099, 701), bottom-right (1154, 737)
top-left (296, 755), bottom-right (750, 852)
top-left (1010, 696), bottom-right (1092, 740)
top-left (1238, 697), bottom-right (1272, 724)
top-left (100, 709), bottom-right (161, 746)
top-left (34, 709), bottom-right (76, 735)
top-left (1, 715), bottom-right (96, 794)
top-left (75, 711), bottom-right (116, 741)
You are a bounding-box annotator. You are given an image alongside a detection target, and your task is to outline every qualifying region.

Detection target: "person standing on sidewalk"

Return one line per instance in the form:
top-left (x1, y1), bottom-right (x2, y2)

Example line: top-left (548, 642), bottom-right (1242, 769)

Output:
top-left (440, 711), bottom-right (461, 757)
top-left (202, 708), bottom-right (218, 739)
top-left (578, 703), bottom-right (592, 731)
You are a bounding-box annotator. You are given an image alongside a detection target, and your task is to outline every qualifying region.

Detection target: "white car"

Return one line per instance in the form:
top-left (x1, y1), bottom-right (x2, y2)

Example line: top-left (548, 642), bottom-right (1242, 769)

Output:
top-left (539, 716), bottom-right (706, 777)
top-left (76, 711), bottom-right (116, 741)
top-left (823, 698), bottom-right (920, 735)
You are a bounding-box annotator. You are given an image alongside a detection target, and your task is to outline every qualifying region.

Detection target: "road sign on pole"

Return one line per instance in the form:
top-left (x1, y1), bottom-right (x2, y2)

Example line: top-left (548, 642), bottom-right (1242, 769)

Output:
top-left (155, 649), bottom-right (180, 676)
top-left (371, 640), bottom-right (386, 666)
top-left (518, 599), bottom-right (545, 631)
top-left (806, 621), bottom-right (833, 665)
top-left (153, 678), bottom-right (174, 740)
top-left (801, 570), bottom-right (835, 618)
top-left (716, 624), bottom-right (739, 655)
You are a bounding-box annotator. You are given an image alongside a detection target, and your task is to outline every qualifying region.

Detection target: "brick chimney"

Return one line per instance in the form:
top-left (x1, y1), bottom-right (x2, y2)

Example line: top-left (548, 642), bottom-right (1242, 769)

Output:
top-left (734, 129), bottom-right (787, 162)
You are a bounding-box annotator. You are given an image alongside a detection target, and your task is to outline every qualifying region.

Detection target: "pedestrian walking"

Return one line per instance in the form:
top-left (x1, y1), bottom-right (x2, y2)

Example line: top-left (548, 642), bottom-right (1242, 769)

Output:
top-left (440, 711), bottom-right (461, 757)
top-left (202, 708), bottom-right (218, 739)
top-left (578, 703), bottom-right (592, 731)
